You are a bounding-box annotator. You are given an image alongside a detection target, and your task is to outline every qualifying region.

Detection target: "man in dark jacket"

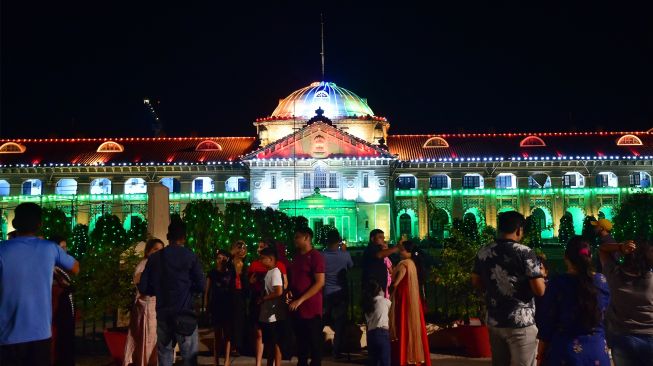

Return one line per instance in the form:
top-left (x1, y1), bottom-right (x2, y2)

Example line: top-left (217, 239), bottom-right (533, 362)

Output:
top-left (139, 217), bottom-right (205, 366)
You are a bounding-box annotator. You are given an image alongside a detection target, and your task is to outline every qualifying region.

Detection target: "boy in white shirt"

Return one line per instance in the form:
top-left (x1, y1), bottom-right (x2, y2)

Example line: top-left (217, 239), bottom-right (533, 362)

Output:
top-left (257, 247), bottom-right (286, 366)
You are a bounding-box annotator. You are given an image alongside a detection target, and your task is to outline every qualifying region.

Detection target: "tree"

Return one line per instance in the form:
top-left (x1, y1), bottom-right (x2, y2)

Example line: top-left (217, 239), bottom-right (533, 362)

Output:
top-left (183, 201), bottom-right (224, 272)
top-left (523, 215), bottom-right (542, 248)
top-left (613, 193), bottom-right (653, 242)
top-left (39, 208), bottom-right (71, 242)
top-left (69, 224), bottom-right (89, 259)
top-left (77, 214), bottom-right (140, 322)
top-left (558, 212), bottom-right (575, 244)
top-left (316, 225), bottom-right (339, 248)
top-left (462, 213), bottom-right (479, 243)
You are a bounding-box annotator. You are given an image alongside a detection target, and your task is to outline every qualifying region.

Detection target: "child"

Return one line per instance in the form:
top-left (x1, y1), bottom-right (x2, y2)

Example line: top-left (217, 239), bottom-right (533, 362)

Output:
top-left (257, 247), bottom-right (286, 366)
top-left (363, 281), bottom-right (391, 366)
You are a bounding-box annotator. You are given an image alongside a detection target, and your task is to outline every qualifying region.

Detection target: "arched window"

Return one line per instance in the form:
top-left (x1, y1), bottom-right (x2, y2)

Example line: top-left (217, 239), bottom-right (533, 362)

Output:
top-left (463, 173), bottom-right (484, 189)
top-left (0, 142), bottom-right (26, 154)
top-left (225, 176), bottom-right (248, 192)
top-left (630, 172), bottom-right (652, 188)
top-left (0, 180), bottom-right (10, 196)
top-left (429, 174), bottom-right (450, 189)
top-left (529, 173), bottom-right (552, 188)
top-left (124, 178), bottom-right (147, 194)
top-left (496, 173), bottom-right (517, 189)
top-left (532, 208), bottom-right (547, 231)
top-left (616, 134), bottom-right (643, 146)
top-left (595, 172), bottom-right (618, 188)
top-left (423, 137), bottom-right (449, 148)
top-left (97, 141), bottom-right (124, 153)
top-left (22, 179), bottom-right (42, 195)
top-left (195, 140), bottom-right (222, 151)
top-left (430, 208), bottom-right (450, 239)
top-left (563, 172), bottom-right (585, 188)
top-left (160, 177), bottom-right (181, 193)
top-left (192, 177), bottom-right (214, 193)
top-left (396, 175), bottom-right (417, 190)
top-left (520, 136), bottom-right (546, 147)
top-left (90, 178), bottom-right (111, 194)
top-left (314, 166), bottom-right (327, 189)
top-left (399, 213), bottom-right (412, 237)
top-left (55, 179), bottom-right (77, 195)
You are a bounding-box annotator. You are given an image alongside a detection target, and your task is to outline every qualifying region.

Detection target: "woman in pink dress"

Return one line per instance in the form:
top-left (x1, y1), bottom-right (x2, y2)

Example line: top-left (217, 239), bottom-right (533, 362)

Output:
top-left (123, 238), bottom-right (164, 366)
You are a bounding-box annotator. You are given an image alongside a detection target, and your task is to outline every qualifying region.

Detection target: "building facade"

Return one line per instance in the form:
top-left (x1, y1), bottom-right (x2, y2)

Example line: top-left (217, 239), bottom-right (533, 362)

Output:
top-left (1, 81), bottom-right (652, 244)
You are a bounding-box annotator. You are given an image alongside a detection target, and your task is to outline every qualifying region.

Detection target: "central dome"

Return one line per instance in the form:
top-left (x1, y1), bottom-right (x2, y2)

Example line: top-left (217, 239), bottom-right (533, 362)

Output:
top-left (271, 81), bottom-right (375, 119)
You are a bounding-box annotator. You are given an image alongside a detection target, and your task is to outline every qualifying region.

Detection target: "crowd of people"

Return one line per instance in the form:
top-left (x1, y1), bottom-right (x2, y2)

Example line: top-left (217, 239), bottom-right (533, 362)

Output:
top-left (472, 212), bottom-right (653, 366)
top-left (1, 201), bottom-right (651, 366)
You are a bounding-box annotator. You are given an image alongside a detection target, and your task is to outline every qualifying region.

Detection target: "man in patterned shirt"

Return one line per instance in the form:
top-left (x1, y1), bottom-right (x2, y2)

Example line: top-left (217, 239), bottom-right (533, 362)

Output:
top-left (472, 211), bottom-right (546, 366)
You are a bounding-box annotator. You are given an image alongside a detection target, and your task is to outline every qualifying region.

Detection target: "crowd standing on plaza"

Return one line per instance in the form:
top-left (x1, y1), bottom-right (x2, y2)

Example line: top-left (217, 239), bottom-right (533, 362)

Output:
top-left (1, 202), bottom-right (652, 366)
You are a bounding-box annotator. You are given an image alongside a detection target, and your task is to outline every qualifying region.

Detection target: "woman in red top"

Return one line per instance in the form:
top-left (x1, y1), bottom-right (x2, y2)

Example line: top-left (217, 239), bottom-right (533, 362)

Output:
top-left (248, 239), bottom-right (288, 366)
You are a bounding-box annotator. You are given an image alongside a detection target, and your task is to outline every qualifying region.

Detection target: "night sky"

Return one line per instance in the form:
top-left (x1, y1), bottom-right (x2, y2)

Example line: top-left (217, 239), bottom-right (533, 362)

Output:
top-left (2, 3), bottom-right (652, 138)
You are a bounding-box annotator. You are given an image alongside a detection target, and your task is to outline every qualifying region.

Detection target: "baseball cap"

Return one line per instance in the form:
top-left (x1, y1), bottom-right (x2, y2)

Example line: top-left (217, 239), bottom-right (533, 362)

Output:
top-left (591, 218), bottom-right (613, 232)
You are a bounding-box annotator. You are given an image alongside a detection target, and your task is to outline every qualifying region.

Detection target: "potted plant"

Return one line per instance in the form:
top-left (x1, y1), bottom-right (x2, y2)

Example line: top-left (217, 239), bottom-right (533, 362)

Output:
top-left (76, 214), bottom-right (141, 364)
top-left (430, 218), bottom-right (493, 358)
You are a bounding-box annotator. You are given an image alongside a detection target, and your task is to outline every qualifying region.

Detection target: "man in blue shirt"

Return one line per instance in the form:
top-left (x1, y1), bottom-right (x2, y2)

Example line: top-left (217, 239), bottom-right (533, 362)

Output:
top-left (322, 230), bottom-right (353, 359)
top-left (0, 203), bottom-right (79, 365)
top-left (139, 216), bottom-right (205, 366)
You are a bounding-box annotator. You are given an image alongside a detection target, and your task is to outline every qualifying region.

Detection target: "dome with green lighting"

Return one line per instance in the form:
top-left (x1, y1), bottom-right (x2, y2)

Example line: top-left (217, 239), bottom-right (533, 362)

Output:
top-left (270, 81), bottom-right (375, 119)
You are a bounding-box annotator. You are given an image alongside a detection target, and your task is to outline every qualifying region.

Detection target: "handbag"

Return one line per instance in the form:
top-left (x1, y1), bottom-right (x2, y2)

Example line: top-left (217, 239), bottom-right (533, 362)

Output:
top-left (160, 249), bottom-right (198, 336)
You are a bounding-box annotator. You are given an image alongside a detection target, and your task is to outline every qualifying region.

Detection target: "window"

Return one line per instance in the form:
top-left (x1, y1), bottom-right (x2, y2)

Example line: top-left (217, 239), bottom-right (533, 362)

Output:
top-left (563, 172), bottom-right (584, 188)
top-left (193, 177), bottom-right (215, 193)
top-left (529, 174), bottom-right (551, 188)
top-left (0, 180), bottom-right (10, 196)
top-left (396, 175), bottom-right (417, 190)
top-left (97, 141), bottom-right (124, 153)
top-left (125, 178), bottom-right (147, 194)
top-left (496, 174), bottom-right (516, 189)
top-left (237, 178), bottom-right (249, 192)
top-left (363, 173), bottom-right (369, 188)
top-left (423, 137), bottom-right (449, 148)
top-left (55, 179), bottom-right (78, 195)
top-left (160, 178), bottom-right (180, 193)
top-left (463, 174), bottom-right (483, 189)
top-left (0, 142), bottom-right (26, 154)
top-left (616, 134), bottom-right (643, 146)
top-left (630, 172), bottom-right (651, 188)
top-left (595, 172), bottom-right (618, 188)
top-left (519, 136), bottom-right (546, 147)
top-left (22, 179), bottom-right (42, 196)
top-left (195, 140), bottom-right (222, 151)
top-left (303, 173), bottom-right (311, 189)
top-left (329, 173), bottom-right (338, 188)
top-left (314, 167), bottom-right (327, 189)
top-left (270, 174), bottom-right (277, 189)
top-left (430, 174), bottom-right (450, 189)
top-left (90, 178), bottom-right (111, 194)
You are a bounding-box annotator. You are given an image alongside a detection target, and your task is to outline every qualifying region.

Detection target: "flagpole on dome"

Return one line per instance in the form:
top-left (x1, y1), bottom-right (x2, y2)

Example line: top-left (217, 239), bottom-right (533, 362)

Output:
top-left (321, 13), bottom-right (325, 80)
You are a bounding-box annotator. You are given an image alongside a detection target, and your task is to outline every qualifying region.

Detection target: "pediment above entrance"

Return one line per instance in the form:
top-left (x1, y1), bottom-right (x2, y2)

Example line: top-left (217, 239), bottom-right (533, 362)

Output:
top-left (243, 121), bottom-right (395, 160)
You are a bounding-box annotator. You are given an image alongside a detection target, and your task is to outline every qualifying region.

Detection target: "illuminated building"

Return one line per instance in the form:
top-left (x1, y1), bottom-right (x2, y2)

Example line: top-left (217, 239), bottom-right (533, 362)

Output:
top-left (1, 81), bottom-right (652, 243)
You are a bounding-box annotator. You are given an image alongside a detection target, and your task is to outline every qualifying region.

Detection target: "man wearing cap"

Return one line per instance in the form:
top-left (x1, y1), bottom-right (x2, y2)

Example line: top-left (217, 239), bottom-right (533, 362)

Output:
top-left (591, 218), bottom-right (617, 273)
top-left (322, 230), bottom-right (353, 359)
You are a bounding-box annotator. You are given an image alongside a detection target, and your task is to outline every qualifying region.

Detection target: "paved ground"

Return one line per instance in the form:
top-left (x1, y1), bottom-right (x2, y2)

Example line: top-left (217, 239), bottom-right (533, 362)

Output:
top-left (77, 327), bottom-right (491, 366)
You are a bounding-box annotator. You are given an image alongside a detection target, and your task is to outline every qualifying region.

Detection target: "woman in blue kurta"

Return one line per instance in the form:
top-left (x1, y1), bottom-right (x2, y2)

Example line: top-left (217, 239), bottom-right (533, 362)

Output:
top-left (536, 236), bottom-right (611, 366)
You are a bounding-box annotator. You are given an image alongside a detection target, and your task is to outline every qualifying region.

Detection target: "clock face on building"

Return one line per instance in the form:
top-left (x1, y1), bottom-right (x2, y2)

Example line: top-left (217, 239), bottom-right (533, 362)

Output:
top-left (378, 179), bottom-right (386, 187)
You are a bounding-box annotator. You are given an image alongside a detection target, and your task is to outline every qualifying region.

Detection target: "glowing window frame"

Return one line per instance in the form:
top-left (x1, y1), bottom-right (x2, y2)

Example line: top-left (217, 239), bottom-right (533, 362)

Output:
top-left (195, 140), bottom-right (223, 151)
top-left (520, 136), bottom-right (546, 147)
top-left (616, 134), bottom-right (643, 146)
top-left (423, 137), bottom-right (449, 148)
top-left (97, 141), bottom-right (124, 153)
top-left (0, 142), bottom-right (26, 154)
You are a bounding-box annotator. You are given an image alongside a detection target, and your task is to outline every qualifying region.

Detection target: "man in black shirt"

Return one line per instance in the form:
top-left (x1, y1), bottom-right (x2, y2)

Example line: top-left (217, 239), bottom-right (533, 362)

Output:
top-left (362, 229), bottom-right (397, 294)
top-left (139, 217), bottom-right (205, 366)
